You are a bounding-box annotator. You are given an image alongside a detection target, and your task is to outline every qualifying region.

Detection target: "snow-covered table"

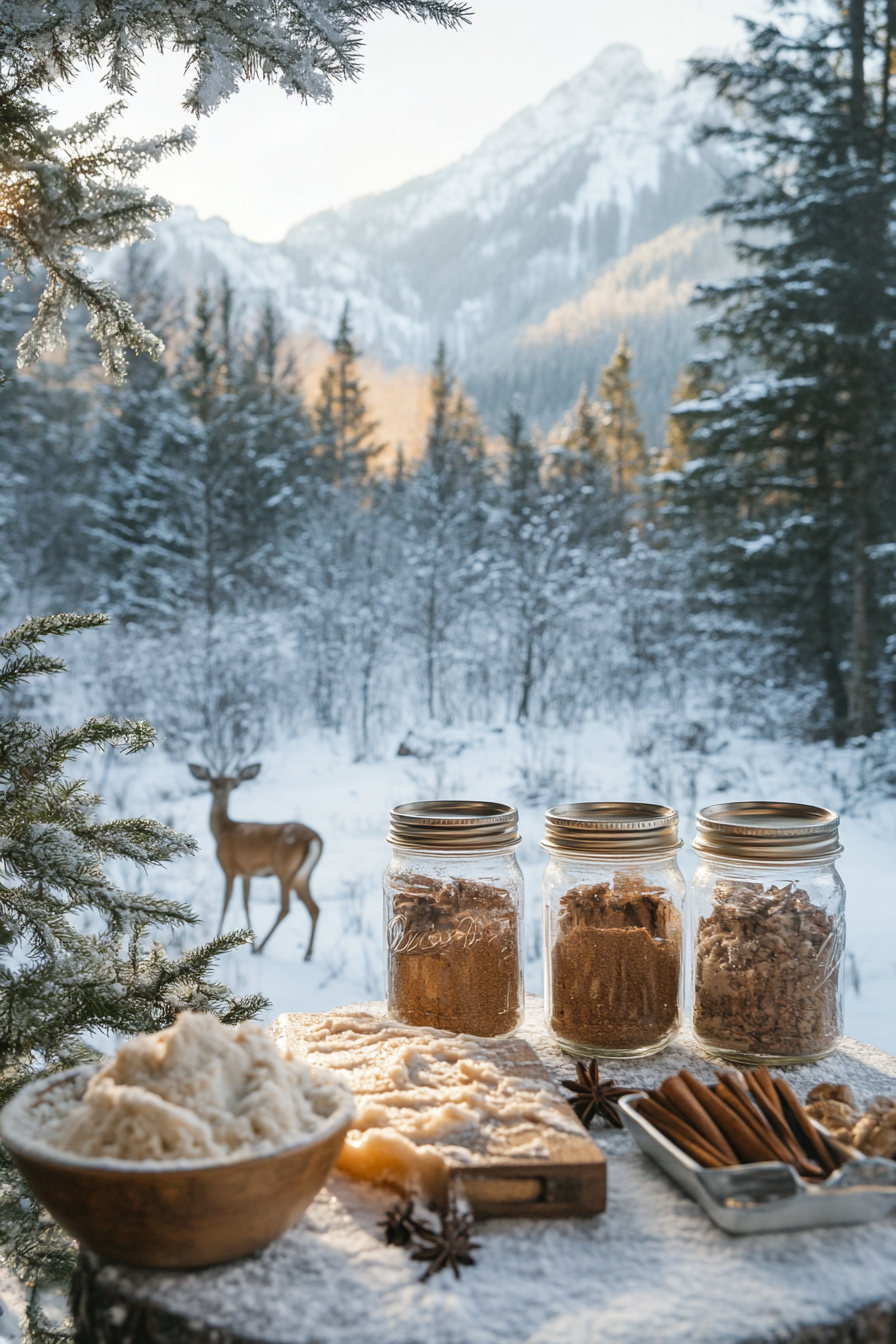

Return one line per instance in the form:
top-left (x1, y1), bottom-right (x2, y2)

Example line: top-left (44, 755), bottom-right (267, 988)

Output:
top-left (73, 997), bottom-right (896, 1344)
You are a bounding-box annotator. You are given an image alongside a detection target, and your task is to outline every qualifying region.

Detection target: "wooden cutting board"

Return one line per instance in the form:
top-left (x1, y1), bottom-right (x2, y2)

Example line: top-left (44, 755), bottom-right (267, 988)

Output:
top-left (272, 1011), bottom-right (605, 1220)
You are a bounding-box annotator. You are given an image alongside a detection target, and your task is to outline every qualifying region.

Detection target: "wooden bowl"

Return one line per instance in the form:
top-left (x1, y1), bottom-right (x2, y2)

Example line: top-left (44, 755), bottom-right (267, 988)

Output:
top-left (0, 1065), bottom-right (355, 1269)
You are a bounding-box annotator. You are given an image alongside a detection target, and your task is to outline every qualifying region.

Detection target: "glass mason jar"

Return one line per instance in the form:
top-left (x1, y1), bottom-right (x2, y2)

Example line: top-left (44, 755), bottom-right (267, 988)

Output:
top-left (384, 800), bottom-right (525, 1038)
top-left (543, 803), bottom-right (685, 1058)
top-left (690, 802), bottom-right (845, 1066)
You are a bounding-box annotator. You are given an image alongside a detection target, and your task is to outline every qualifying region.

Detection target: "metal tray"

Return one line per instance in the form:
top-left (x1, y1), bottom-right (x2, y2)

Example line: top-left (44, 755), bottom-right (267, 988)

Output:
top-left (618, 1093), bottom-right (896, 1234)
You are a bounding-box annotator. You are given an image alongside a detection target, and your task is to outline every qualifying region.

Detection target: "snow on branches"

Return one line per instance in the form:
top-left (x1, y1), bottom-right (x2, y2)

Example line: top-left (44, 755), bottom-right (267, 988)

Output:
top-left (0, 0), bottom-right (471, 378)
top-left (0, 610), bottom-right (268, 1337)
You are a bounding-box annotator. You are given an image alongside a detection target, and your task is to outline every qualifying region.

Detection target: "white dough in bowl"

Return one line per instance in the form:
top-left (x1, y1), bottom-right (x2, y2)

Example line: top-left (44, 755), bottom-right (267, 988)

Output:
top-left (23, 1012), bottom-right (347, 1164)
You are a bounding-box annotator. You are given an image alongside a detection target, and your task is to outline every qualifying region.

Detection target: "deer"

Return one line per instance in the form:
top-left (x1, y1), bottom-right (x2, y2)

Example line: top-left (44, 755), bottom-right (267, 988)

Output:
top-left (188, 763), bottom-right (322, 959)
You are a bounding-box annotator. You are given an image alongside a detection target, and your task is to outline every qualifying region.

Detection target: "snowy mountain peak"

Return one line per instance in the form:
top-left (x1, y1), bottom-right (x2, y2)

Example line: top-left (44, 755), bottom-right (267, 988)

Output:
top-left (120, 44), bottom-right (724, 435)
top-left (526, 43), bottom-right (659, 122)
top-left (284, 44), bottom-right (704, 244)
top-left (272, 44), bottom-right (718, 364)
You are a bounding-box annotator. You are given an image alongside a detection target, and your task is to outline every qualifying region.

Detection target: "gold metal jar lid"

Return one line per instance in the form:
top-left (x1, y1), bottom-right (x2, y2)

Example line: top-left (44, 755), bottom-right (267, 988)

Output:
top-left (388, 800), bottom-right (520, 852)
top-left (542, 802), bottom-right (682, 856)
top-left (693, 801), bottom-right (842, 861)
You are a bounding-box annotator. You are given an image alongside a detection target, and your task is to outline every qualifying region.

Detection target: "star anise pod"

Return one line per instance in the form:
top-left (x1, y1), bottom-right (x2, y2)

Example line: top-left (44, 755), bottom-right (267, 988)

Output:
top-left (561, 1058), bottom-right (638, 1129)
top-left (409, 1208), bottom-right (481, 1282)
top-left (378, 1199), bottom-right (417, 1247)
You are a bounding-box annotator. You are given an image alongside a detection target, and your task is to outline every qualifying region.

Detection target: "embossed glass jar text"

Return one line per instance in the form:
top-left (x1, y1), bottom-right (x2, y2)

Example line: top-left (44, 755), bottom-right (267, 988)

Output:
top-left (384, 801), bottom-right (524, 1038)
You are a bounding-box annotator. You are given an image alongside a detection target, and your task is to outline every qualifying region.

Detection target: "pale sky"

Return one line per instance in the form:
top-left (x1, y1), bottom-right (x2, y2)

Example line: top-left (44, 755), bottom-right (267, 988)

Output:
top-left (53, 0), bottom-right (770, 244)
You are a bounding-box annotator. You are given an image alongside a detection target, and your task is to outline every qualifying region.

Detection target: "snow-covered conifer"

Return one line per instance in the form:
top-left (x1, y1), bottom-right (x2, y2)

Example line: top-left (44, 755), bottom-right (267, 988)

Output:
top-left (673, 0), bottom-right (896, 741)
top-left (547, 385), bottom-right (618, 548)
top-left (597, 334), bottom-right (647, 500)
top-left (0, 289), bottom-right (95, 611)
top-left (0, 0), bottom-right (471, 377)
top-left (0, 612), bottom-right (265, 1339)
top-left (498, 409), bottom-right (586, 724)
top-left (401, 347), bottom-right (494, 719)
top-left (313, 305), bottom-right (384, 490)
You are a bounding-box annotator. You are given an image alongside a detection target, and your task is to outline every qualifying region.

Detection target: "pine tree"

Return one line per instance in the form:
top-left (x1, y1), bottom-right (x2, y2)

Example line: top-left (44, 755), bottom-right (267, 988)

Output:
top-left (314, 305), bottom-right (384, 490)
top-left (424, 341), bottom-right (489, 506)
top-left (506, 407), bottom-right (542, 514)
top-left (106, 280), bottom-right (314, 629)
top-left (86, 257), bottom-right (198, 624)
top-left (403, 346), bottom-right (492, 718)
top-left (597, 334), bottom-right (647, 499)
top-left (547, 384), bottom-right (618, 547)
top-left (0, 611), bottom-right (265, 1340)
top-left (0, 0), bottom-right (471, 378)
top-left (549, 386), bottom-right (603, 483)
top-left (660, 370), bottom-right (702, 474)
top-left (0, 288), bottom-right (97, 612)
top-left (341, 480), bottom-right (402, 759)
top-left (673, 0), bottom-right (896, 741)
top-left (501, 409), bottom-right (581, 724)
top-left (234, 299), bottom-right (318, 537)
top-left (505, 409), bottom-right (545, 722)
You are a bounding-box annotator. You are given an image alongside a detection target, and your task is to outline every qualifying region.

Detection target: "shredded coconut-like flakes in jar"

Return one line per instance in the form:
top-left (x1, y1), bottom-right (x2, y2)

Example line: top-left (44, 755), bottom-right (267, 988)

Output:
top-left (41, 1012), bottom-right (343, 1163)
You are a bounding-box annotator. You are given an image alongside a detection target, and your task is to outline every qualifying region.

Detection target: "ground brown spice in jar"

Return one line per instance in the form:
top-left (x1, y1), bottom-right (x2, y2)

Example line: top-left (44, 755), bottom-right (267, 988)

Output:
top-left (550, 875), bottom-right (681, 1051)
top-left (693, 879), bottom-right (840, 1058)
top-left (387, 872), bottom-right (520, 1037)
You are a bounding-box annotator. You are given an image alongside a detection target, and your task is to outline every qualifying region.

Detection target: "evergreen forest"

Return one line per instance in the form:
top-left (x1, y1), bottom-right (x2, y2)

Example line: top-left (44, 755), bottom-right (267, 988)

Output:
top-left (1, 7), bottom-right (894, 764)
top-left (0, 272), bottom-right (714, 766)
top-left (2, 0), bottom-right (896, 1334)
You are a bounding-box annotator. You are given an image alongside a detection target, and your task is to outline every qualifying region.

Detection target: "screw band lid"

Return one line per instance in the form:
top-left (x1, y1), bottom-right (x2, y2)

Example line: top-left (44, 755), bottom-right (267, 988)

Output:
top-left (388, 800), bottom-right (520, 852)
top-left (693, 801), bottom-right (841, 861)
top-left (542, 802), bottom-right (681, 856)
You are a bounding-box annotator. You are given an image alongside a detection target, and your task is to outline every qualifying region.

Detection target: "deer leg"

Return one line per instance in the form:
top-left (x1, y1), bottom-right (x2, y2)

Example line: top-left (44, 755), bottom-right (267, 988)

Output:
top-left (242, 877), bottom-right (252, 933)
top-left (293, 883), bottom-right (320, 961)
top-left (293, 837), bottom-right (323, 961)
top-left (218, 872), bottom-right (235, 936)
top-left (253, 878), bottom-right (291, 956)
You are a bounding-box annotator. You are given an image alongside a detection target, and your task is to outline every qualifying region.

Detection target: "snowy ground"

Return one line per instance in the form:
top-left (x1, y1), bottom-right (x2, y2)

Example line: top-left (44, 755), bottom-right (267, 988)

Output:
top-left (87, 717), bottom-right (896, 1056)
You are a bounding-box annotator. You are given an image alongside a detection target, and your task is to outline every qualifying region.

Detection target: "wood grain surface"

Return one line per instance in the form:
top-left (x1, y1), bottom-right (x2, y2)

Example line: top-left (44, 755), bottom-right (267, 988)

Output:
top-left (275, 1012), bottom-right (606, 1218)
top-left (11, 1118), bottom-right (350, 1269)
top-left (443, 1036), bottom-right (606, 1218)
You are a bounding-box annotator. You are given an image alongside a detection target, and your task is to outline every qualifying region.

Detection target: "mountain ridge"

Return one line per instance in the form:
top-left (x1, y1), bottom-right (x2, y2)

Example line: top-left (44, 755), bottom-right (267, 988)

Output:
top-left (112, 43), bottom-right (735, 440)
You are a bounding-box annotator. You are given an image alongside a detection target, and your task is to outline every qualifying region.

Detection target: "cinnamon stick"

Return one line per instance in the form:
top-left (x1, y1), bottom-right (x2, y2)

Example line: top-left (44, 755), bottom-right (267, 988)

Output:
top-left (679, 1070), bottom-right (782, 1164)
top-left (648, 1088), bottom-right (686, 1118)
top-left (743, 1070), bottom-right (823, 1175)
top-left (743, 1070), bottom-right (782, 1124)
top-left (818, 1129), bottom-right (860, 1167)
top-left (773, 1078), bottom-right (836, 1175)
top-left (635, 1099), bottom-right (729, 1168)
top-left (662, 1130), bottom-right (729, 1169)
top-left (638, 1096), bottom-right (730, 1159)
top-left (659, 1075), bottom-right (739, 1164)
top-left (715, 1079), bottom-right (822, 1176)
top-left (745, 1070), bottom-right (790, 1136)
top-left (753, 1068), bottom-right (788, 1126)
top-left (640, 1068), bottom-right (850, 1178)
top-left (715, 1077), bottom-right (801, 1165)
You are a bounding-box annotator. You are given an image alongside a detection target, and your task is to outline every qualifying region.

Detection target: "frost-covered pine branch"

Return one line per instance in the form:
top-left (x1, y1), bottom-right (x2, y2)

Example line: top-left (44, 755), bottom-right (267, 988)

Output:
top-left (0, 0), bottom-right (471, 378)
top-left (0, 610), bottom-right (266, 1340)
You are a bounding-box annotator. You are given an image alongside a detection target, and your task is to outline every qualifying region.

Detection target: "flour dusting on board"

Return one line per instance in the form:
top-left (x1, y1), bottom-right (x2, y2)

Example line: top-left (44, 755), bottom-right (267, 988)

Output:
top-left (273, 1011), bottom-right (584, 1203)
top-left (13, 1012), bottom-right (348, 1164)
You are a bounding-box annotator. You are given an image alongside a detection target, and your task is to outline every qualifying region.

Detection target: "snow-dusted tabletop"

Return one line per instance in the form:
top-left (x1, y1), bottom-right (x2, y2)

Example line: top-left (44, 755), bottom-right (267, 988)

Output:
top-left (75, 997), bottom-right (896, 1344)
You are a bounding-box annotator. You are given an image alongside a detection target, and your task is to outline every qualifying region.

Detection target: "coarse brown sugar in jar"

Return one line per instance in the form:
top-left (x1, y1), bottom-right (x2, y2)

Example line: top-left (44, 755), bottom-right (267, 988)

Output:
top-left (384, 801), bottom-right (524, 1038)
top-left (690, 801), bottom-right (845, 1066)
top-left (542, 803), bottom-right (685, 1058)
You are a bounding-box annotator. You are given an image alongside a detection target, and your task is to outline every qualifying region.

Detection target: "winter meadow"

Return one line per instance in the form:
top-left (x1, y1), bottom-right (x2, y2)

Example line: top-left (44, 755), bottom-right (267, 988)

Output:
top-left (1, 0), bottom-right (896, 1329)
